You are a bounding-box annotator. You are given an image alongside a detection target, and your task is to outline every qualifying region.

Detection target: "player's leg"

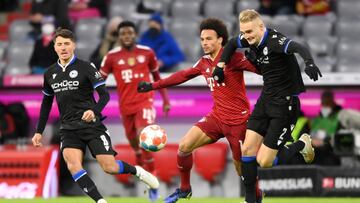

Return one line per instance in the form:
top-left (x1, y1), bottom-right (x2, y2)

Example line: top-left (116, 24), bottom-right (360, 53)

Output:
top-left (87, 127), bottom-right (160, 190)
top-left (61, 130), bottom-right (105, 203)
top-left (122, 114), bottom-right (143, 166)
top-left (135, 107), bottom-right (156, 173)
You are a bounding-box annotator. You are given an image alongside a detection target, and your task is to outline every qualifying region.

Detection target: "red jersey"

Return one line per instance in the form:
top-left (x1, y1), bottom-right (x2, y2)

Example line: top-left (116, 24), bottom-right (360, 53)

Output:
top-left (100, 45), bottom-right (158, 115)
top-left (152, 49), bottom-right (257, 125)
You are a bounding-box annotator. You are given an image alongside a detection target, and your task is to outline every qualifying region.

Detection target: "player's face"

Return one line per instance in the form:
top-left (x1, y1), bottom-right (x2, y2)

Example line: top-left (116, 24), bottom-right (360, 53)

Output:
top-left (54, 36), bottom-right (75, 62)
top-left (118, 26), bottom-right (136, 48)
top-left (240, 19), bottom-right (264, 46)
top-left (200, 29), bottom-right (222, 56)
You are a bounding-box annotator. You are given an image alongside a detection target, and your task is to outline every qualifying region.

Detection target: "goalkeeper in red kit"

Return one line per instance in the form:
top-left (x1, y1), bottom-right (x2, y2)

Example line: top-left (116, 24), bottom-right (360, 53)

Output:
top-left (138, 18), bottom-right (263, 203)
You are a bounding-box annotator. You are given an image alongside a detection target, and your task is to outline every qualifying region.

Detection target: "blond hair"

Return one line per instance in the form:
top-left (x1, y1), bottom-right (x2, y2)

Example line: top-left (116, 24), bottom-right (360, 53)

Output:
top-left (239, 9), bottom-right (262, 23)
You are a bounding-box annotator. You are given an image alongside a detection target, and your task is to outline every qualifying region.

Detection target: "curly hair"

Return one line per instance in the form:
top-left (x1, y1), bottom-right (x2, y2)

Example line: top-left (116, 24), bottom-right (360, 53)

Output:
top-left (199, 18), bottom-right (228, 46)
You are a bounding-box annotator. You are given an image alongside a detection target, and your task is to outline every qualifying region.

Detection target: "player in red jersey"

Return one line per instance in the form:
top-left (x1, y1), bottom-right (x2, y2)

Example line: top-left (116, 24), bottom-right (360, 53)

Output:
top-left (99, 21), bottom-right (170, 201)
top-left (138, 18), bottom-right (262, 203)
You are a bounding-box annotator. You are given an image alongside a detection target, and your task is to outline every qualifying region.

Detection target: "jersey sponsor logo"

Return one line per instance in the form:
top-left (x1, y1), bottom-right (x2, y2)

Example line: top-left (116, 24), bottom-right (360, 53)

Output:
top-left (127, 57), bottom-right (135, 66)
top-left (118, 59), bottom-right (125, 65)
top-left (137, 55), bottom-right (145, 63)
top-left (51, 80), bottom-right (79, 92)
top-left (207, 77), bottom-right (225, 91)
top-left (121, 69), bottom-right (133, 83)
top-left (52, 73), bottom-right (57, 79)
top-left (69, 70), bottom-right (78, 78)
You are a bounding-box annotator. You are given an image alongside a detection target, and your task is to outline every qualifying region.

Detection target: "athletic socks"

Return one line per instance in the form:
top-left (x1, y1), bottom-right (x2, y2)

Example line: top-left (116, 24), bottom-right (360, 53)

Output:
top-left (116, 160), bottom-right (137, 175)
top-left (275, 141), bottom-right (305, 165)
top-left (72, 169), bottom-right (103, 202)
top-left (177, 150), bottom-right (193, 191)
top-left (142, 149), bottom-right (155, 173)
top-left (241, 156), bottom-right (257, 203)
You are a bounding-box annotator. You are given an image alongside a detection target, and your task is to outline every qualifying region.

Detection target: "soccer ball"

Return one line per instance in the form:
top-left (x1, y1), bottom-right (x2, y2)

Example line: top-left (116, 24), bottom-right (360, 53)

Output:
top-left (139, 124), bottom-right (167, 152)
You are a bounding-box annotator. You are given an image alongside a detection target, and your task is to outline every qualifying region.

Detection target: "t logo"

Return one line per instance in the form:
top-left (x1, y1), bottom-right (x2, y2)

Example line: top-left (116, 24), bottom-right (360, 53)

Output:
top-left (121, 69), bottom-right (133, 83)
top-left (207, 77), bottom-right (215, 91)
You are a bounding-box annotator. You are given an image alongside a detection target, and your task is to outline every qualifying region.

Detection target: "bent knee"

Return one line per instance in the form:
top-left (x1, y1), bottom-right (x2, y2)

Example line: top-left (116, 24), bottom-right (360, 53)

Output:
top-left (178, 142), bottom-right (193, 153)
top-left (241, 145), bottom-right (257, 156)
top-left (100, 162), bottom-right (118, 174)
top-left (257, 157), bottom-right (273, 168)
top-left (66, 162), bottom-right (83, 174)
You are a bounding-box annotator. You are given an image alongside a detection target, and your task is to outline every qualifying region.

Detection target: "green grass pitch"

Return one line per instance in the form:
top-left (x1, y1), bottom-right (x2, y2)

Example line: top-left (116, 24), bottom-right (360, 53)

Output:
top-left (0, 197), bottom-right (360, 203)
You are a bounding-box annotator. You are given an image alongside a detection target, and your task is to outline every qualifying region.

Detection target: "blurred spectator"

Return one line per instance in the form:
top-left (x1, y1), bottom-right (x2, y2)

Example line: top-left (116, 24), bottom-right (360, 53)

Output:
top-left (90, 16), bottom-right (122, 68)
top-left (29, 18), bottom-right (58, 74)
top-left (139, 13), bottom-right (185, 72)
top-left (0, 0), bottom-right (19, 12)
top-left (296, 0), bottom-right (331, 16)
top-left (258, 0), bottom-right (296, 16)
top-left (68, 0), bottom-right (108, 23)
top-left (30, 0), bottom-right (71, 38)
top-left (311, 90), bottom-right (342, 166)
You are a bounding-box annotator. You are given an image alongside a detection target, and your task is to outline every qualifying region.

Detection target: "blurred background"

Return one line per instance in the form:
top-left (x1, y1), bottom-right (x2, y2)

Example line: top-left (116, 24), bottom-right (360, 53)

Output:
top-left (1, 0), bottom-right (360, 200)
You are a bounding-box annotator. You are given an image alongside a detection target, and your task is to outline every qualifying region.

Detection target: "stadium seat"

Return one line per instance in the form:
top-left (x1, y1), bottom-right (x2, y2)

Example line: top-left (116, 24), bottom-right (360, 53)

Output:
top-left (9, 19), bottom-right (33, 42)
top-left (108, 0), bottom-right (137, 19)
top-left (7, 42), bottom-right (33, 65)
top-left (6, 12), bottom-right (29, 24)
top-left (4, 63), bottom-right (31, 75)
top-left (0, 41), bottom-right (8, 60)
top-left (314, 56), bottom-right (335, 73)
top-left (337, 0), bottom-right (360, 19)
top-left (203, 0), bottom-right (235, 21)
top-left (75, 18), bottom-right (106, 41)
top-left (306, 36), bottom-right (337, 58)
top-left (270, 15), bottom-right (300, 37)
top-left (302, 19), bottom-right (333, 38)
top-left (177, 36), bottom-right (202, 63)
top-left (171, 0), bottom-right (202, 19)
top-left (335, 19), bottom-right (360, 40)
top-left (236, 0), bottom-right (260, 13)
top-left (153, 144), bottom-right (179, 184)
top-left (194, 142), bottom-right (228, 183)
top-left (114, 144), bottom-right (137, 185)
top-left (336, 59), bottom-right (360, 73)
top-left (336, 38), bottom-right (360, 60)
top-left (170, 18), bottom-right (199, 39)
top-left (76, 39), bottom-right (100, 61)
top-left (143, 0), bottom-right (169, 15)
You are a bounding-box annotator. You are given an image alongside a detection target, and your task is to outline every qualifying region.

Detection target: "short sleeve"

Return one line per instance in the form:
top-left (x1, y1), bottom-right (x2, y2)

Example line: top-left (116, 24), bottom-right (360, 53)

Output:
top-left (268, 33), bottom-right (292, 54)
top-left (99, 54), bottom-right (113, 77)
top-left (42, 74), bottom-right (54, 96)
top-left (87, 63), bottom-right (106, 89)
top-left (148, 50), bottom-right (159, 72)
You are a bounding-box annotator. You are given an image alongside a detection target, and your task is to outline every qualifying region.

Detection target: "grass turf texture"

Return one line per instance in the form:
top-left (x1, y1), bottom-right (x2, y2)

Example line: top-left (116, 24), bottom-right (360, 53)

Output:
top-left (0, 197), bottom-right (360, 203)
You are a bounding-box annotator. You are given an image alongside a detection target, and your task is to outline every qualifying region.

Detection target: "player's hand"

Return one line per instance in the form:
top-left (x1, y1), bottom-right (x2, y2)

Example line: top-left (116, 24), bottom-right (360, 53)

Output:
top-left (304, 62), bottom-right (322, 81)
top-left (212, 63), bottom-right (225, 83)
top-left (82, 110), bottom-right (95, 122)
top-left (32, 133), bottom-right (43, 147)
top-left (137, 81), bottom-right (153, 92)
top-left (163, 102), bottom-right (171, 117)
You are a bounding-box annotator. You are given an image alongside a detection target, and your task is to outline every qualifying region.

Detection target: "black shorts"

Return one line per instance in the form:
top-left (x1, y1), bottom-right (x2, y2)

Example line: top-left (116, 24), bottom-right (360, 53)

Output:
top-left (247, 94), bottom-right (300, 149)
top-left (60, 124), bottom-right (117, 158)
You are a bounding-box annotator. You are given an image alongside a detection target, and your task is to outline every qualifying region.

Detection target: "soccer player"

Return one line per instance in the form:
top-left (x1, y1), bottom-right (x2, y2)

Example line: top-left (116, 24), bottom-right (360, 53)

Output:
top-left (213, 10), bottom-right (322, 203)
top-left (138, 18), bottom-right (262, 203)
top-left (31, 28), bottom-right (159, 203)
top-left (99, 21), bottom-right (170, 200)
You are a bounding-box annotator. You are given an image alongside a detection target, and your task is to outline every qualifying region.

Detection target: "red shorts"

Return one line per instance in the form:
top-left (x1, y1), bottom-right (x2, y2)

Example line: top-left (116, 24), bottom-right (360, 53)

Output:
top-left (195, 112), bottom-right (247, 161)
top-left (122, 106), bottom-right (156, 141)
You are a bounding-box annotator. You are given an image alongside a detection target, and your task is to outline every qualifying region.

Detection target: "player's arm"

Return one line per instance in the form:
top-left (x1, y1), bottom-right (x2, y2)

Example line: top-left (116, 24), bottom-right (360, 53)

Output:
top-left (151, 70), bottom-right (171, 116)
top-left (213, 36), bottom-right (247, 82)
top-left (232, 52), bottom-right (261, 75)
top-left (99, 55), bottom-right (112, 80)
top-left (32, 76), bottom-right (54, 147)
top-left (138, 66), bottom-right (201, 92)
top-left (286, 40), bottom-right (322, 81)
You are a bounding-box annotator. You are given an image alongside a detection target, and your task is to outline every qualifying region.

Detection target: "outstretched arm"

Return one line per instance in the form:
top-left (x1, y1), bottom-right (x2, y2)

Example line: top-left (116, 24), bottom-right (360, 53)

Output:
top-left (287, 41), bottom-right (322, 81)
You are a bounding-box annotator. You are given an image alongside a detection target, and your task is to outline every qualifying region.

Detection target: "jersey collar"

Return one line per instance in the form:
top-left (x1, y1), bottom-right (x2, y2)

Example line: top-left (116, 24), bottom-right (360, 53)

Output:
top-left (57, 55), bottom-right (77, 71)
top-left (257, 28), bottom-right (269, 48)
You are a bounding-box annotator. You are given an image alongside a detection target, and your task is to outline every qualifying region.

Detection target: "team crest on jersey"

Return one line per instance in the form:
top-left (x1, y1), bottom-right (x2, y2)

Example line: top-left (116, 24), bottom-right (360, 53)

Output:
top-left (118, 59), bottom-right (125, 65)
top-left (69, 70), bottom-right (78, 78)
top-left (52, 73), bottom-right (57, 79)
top-left (137, 55), bottom-right (145, 63)
top-left (263, 47), bottom-right (268, 55)
top-left (127, 57), bottom-right (136, 66)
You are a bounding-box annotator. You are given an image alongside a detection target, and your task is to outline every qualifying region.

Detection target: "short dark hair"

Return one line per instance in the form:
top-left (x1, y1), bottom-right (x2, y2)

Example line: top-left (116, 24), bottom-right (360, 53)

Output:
top-left (53, 27), bottom-right (75, 42)
top-left (199, 18), bottom-right (228, 46)
top-left (117, 21), bottom-right (137, 33)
